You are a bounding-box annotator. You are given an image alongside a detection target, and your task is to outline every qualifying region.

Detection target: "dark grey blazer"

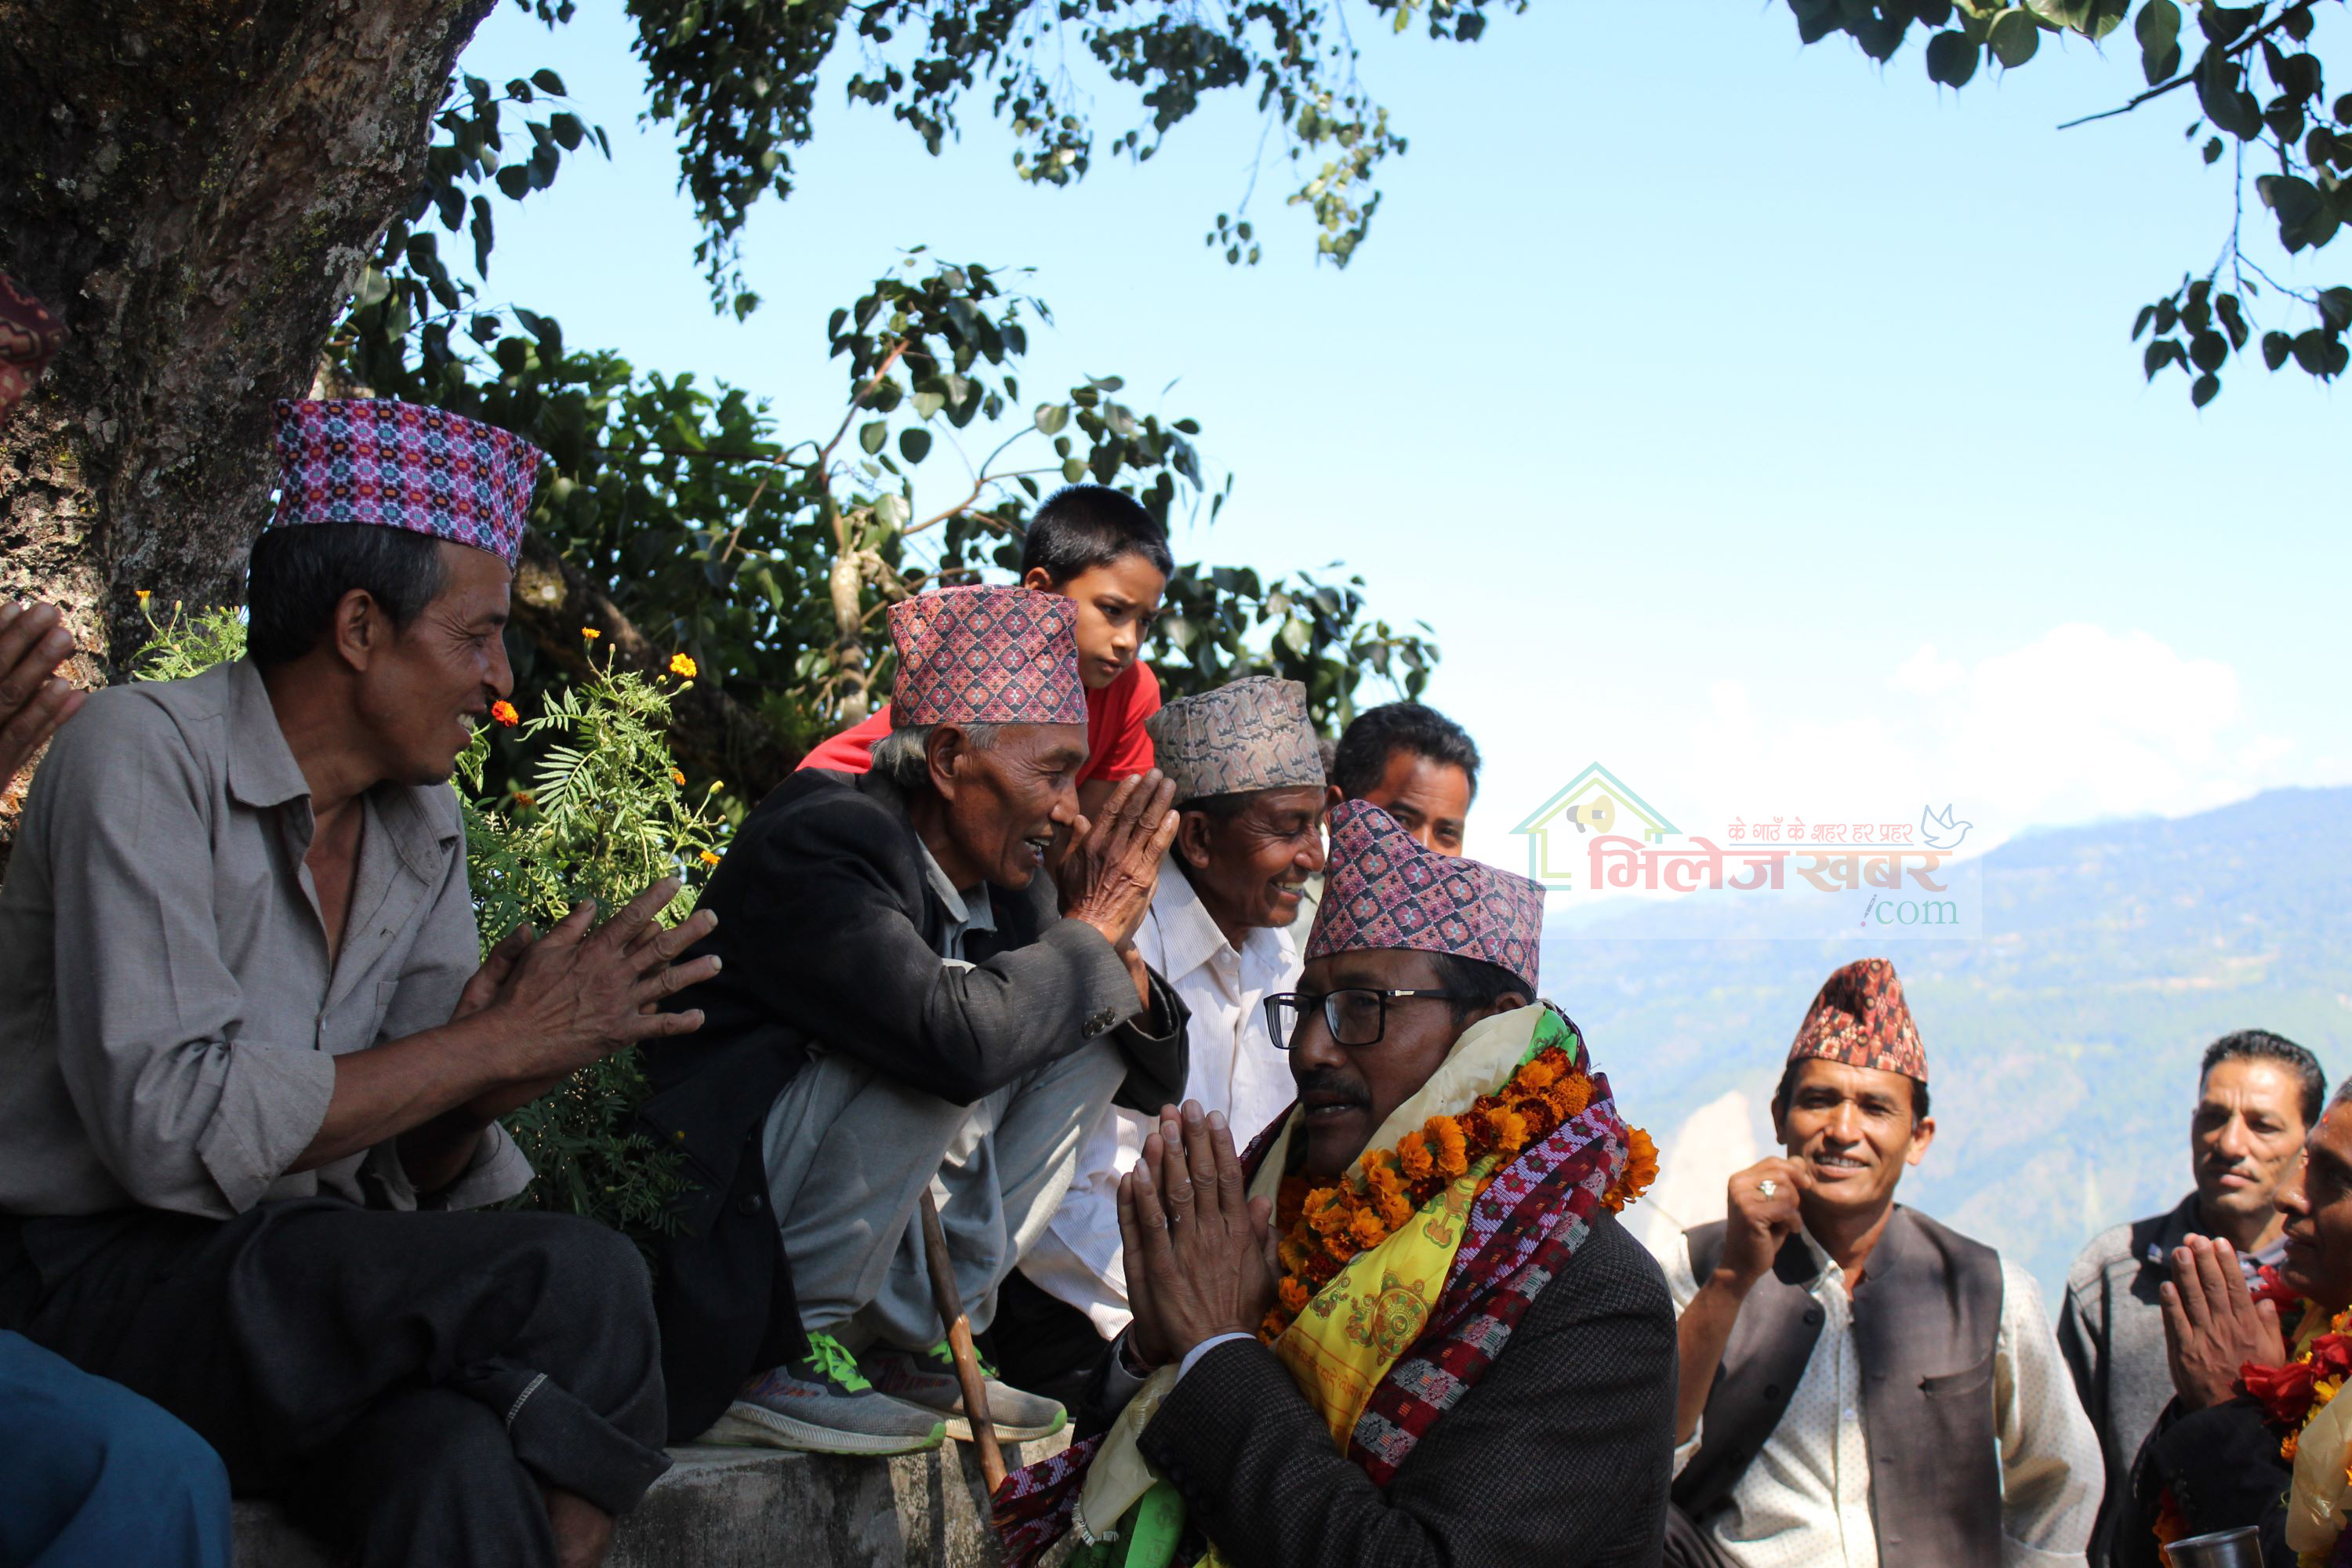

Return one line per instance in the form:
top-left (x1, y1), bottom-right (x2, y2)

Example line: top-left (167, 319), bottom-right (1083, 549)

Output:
top-left (640, 768), bottom-right (1188, 1441)
top-left (1130, 1210), bottom-right (1676, 1568)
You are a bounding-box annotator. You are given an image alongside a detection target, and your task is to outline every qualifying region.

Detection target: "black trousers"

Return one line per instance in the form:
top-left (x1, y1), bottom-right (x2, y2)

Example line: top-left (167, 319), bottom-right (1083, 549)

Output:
top-left (0, 1198), bottom-right (671, 1568)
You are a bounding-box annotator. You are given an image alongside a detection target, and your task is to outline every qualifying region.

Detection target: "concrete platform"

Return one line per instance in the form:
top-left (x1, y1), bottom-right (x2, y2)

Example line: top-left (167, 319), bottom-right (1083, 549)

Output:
top-left (232, 1436), bottom-right (1068, 1568)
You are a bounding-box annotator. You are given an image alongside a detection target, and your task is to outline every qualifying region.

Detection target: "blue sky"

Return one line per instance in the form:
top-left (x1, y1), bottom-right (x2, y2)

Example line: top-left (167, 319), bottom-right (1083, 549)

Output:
top-left (458, 1), bottom-right (2350, 878)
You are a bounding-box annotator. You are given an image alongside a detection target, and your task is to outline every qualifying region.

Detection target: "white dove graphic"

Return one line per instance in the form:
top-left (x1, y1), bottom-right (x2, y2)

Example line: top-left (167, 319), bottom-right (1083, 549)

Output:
top-left (1919, 804), bottom-right (1972, 852)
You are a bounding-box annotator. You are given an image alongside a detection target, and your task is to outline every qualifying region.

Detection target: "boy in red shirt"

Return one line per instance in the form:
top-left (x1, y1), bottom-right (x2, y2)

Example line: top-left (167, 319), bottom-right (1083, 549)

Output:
top-left (799, 485), bottom-right (1169, 817)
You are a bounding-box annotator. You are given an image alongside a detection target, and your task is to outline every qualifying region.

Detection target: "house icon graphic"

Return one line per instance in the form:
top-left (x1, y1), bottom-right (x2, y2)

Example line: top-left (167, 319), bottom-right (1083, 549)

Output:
top-left (1510, 763), bottom-right (1680, 888)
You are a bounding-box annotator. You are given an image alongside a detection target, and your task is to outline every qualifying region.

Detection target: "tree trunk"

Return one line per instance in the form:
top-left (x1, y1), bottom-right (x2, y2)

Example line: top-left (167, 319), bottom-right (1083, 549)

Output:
top-left (0, 0), bottom-right (495, 677)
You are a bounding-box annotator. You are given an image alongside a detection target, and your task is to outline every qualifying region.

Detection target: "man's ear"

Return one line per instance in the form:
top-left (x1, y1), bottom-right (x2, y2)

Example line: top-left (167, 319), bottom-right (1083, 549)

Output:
top-left (925, 725), bottom-right (970, 800)
top-left (1173, 808), bottom-right (1214, 872)
top-left (1769, 1096), bottom-right (1790, 1148)
top-left (1020, 566), bottom-right (1058, 594)
top-left (329, 589), bottom-right (384, 673)
top-left (1904, 1116), bottom-right (1936, 1167)
top-left (1326, 782), bottom-right (1344, 811)
top-left (1465, 989), bottom-right (1530, 1029)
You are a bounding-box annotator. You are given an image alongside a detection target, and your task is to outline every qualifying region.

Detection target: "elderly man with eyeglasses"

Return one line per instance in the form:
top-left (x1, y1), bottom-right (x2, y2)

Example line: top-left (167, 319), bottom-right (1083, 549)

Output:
top-left (1005, 677), bottom-right (1328, 1403)
top-left (991, 800), bottom-right (1677, 1568)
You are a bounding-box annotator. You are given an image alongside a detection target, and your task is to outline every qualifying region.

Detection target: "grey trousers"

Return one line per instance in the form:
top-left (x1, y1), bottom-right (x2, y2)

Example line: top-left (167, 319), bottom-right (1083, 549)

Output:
top-left (763, 1039), bottom-right (1126, 1350)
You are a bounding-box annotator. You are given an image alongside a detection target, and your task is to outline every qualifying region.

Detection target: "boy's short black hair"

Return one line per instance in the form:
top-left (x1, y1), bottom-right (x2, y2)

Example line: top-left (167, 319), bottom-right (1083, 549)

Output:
top-left (1020, 485), bottom-right (1174, 584)
top-left (246, 524), bottom-right (448, 668)
top-left (1332, 702), bottom-right (1481, 801)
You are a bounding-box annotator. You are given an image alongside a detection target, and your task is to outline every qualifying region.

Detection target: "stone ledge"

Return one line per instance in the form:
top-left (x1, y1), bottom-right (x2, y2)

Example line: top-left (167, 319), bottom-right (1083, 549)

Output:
top-left (232, 1436), bottom-right (1068, 1568)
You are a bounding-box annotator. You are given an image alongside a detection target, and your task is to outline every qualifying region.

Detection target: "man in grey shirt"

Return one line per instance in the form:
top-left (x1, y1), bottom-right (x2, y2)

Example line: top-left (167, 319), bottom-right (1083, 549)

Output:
top-left (2060, 1029), bottom-right (2325, 1566)
top-left (0, 398), bottom-right (718, 1568)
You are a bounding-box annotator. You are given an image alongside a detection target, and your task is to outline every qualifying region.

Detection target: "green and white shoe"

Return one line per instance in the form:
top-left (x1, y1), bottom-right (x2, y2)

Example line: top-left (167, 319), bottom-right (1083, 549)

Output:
top-left (701, 1332), bottom-right (946, 1456)
top-left (862, 1342), bottom-right (1069, 1443)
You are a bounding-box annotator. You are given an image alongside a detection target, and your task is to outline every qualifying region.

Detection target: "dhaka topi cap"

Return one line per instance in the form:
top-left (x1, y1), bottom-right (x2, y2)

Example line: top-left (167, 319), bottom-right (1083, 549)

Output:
top-left (1305, 798), bottom-right (1545, 993)
top-left (0, 273), bottom-right (67, 423)
top-left (1146, 676), bottom-right (1325, 805)
top-left (1787, 957), bottom-right (1927, 1083)
top-left (886, 585), bottom-right (1088, 728)
top-left (269, 398), bottom-right (543, 568)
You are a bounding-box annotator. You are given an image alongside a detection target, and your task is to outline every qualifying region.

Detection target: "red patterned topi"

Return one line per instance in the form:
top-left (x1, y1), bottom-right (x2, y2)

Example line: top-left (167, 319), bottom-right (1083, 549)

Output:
top-left (270, 398), bottom-right (543, 567)
top-left (1305, 798), bottom-right (1546, 993)
top-left (1786, 956), bottom-right (1928, 1082)
top-left (885, 586), bottom-right (1088, 728)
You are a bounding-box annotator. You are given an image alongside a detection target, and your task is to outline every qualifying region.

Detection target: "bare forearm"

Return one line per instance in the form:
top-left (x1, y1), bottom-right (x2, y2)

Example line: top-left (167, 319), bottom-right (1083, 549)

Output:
top-left (289, 1018), bottom-right (510, 1175)
top-left (1675, 1276), bottom-right (1749, 1443)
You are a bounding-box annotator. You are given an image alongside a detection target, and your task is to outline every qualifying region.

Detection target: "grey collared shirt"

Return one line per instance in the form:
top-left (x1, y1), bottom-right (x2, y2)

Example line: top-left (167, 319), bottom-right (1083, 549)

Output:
top-left (0, 659), bottom-right (530, 1220)
top-left (916, 839), bottom-right (996, 963)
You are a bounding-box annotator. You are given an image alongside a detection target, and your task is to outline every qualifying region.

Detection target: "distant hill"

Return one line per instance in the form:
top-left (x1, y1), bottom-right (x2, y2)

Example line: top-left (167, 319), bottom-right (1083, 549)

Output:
top-left (1548, 786), bottom-right (2352, 1309)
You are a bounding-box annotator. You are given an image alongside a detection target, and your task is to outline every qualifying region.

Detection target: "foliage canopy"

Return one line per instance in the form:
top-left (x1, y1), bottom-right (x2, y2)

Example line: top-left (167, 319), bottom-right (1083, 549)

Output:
top-left (1790, 0), bottom-right (2350, 405)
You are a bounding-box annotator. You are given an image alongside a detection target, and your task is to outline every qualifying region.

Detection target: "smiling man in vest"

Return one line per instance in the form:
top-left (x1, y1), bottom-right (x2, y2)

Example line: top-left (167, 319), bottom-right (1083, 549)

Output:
top-left (1664, 957), bottom-right (2100, 1568)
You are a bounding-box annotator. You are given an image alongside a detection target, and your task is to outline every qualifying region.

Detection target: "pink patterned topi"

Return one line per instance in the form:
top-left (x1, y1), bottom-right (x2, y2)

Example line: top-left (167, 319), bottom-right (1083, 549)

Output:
top-left (886, 586), bottom-right (1088, 728)
top-left (1305, 798), bottom-right (1546, 993)
top-left (1786, 956), bottom-right (1928, 1083)
top-left (270, 398), bottom-right (543, 566)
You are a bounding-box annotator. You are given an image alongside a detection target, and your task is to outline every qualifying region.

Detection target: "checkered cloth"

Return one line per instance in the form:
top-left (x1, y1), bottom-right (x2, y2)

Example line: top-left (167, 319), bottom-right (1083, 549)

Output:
top-left (1787, 956), bottom-right (1927, 1082)
top-left (270, 399), bottom-right (543, 566)
top-left (886, 586), bottom-right (1087, 728)
top-left (1305, 799), bottom-right (1544, 993)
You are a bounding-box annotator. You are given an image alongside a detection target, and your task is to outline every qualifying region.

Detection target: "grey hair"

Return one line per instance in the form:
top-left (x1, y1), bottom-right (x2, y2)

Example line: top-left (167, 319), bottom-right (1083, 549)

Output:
top-left (869, 722), bottom-right (1003, 789)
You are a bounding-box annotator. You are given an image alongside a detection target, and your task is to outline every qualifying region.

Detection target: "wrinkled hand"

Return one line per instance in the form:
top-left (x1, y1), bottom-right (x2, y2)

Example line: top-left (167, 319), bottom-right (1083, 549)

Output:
top-left (1119, 1100), bottom-right (1276, 1370)
top-left (1715, 1157), bottom-right (1809, 1295)
top-left (2162, 1234), bottom-right (2285, 1410)
top-left (1058, 771), bottom-right (1178, 949)
top-left (0, 601), bottom-right (86, 787)
top-left (477, 876), bottom-right (720, 1094)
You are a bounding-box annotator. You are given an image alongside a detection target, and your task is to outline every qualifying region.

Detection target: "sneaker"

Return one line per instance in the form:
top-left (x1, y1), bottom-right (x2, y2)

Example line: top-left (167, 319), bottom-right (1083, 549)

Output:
top-left (700, 1332), bottom-right (946, 1456)
top-left (862, 1342), bottom-right (1069, 1443)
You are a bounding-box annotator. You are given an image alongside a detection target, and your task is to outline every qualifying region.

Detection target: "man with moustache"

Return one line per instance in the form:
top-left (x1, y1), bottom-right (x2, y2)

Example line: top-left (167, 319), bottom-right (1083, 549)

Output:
top-left (2062, 1030), bottom-right (2324, 1566)
top-left (993, 800), bottom-right (1675, 1568)
top-left (1008, 677), bottom-right (1327, 1399)
top-left (644, 584), bottom-right (1189, 1457)
top-left (1664, 958), bottom-right (2099, 1568)
top-left (2120, 1081), bottom-right (2352, 1566)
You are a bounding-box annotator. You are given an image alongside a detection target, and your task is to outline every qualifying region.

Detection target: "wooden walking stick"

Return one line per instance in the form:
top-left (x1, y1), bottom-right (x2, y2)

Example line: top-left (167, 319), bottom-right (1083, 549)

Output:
top-left (918, 1189), bottom-right (1007, 1494)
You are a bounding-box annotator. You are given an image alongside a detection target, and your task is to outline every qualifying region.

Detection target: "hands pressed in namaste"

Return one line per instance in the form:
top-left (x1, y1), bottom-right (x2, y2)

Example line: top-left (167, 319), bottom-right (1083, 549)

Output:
top-left (2161, 1232), bottom-right (2285, 1410)
top-left (1119, 1099), bottom-right (1279, 1370)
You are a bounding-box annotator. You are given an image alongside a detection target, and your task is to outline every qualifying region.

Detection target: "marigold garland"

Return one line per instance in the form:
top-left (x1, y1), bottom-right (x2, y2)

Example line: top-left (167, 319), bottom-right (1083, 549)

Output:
top-left (1258, 1043), bottom-right (1657, 1342)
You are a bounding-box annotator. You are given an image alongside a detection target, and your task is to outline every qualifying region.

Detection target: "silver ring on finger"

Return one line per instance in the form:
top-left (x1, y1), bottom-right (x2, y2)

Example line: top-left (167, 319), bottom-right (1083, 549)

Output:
top-left (1757, 1178), bottom-right (1779, 1199)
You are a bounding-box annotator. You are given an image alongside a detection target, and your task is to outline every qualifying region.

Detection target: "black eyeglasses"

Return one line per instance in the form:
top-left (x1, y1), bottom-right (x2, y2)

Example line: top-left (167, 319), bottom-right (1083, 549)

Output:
top-left (1263, 989), bottom-right (1461, 1050)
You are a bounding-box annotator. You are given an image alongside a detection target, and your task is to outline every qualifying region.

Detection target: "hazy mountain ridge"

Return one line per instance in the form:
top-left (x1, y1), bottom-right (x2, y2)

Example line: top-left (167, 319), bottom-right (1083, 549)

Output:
top-left (1548, 786), bottom-right (2352, 1305)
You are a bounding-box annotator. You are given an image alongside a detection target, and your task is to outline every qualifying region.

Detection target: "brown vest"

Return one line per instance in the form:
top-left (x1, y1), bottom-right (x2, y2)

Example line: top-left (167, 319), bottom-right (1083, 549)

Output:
top-left (1673, 1205), bottom-right (2006, 1567)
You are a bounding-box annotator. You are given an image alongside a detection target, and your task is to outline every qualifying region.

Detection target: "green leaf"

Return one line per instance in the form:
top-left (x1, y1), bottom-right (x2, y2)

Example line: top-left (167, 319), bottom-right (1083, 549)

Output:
top-left (2190, 372), bottom-right (2220, 406)
top-left (1062, 458), bottom-right (1087, 482)
top-left (1926, 31), bottom-right (1979, 86)
top-left (2262, 331), bottom-right (2294, 369)
top-left (858, 420), bottom-right (887, 456)
top-left (1990, 9), bottom-right (2041, 67)
top-left (898, 427), bottom-right (932, 463)
top-left (1033, 402), bottom-right (1069, 436)
top-left (2136, 0), bottom-right (2182, 84)
top-left (2203, 136), bottom-right (2224, 164)
top-left (2189, 329), bottom-right (2227, 371)
top-left (530, 68), bottom-right (566, 95)
top-left (913, 390), bottom-right (947, 420)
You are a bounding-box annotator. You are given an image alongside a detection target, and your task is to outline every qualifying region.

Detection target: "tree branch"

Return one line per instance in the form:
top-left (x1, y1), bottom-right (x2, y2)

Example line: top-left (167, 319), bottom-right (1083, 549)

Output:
top-left (2057, 8), bottom-right (2298, 131)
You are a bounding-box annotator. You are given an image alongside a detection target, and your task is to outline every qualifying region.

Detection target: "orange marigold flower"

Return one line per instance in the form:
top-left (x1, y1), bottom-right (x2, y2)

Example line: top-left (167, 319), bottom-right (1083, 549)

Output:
top-left (669, 652), bottom-right (699, 680)
top-left (1278, 1276), bottom-right (1312, 1315)
top-left (670, 768), bottom-right (688, 786)
top-left (1348, 1207), bottom-right (1389, 1249)
top-left (2282, 1430), bottom-right (2299, 1463)
top-left (699, 849), bottom-right (720, 866)
top-left (580, 626), bottom-right (601, 641)
top-left (1307, 1189), bottom-right (1350, 1238)
top-left (1398, 1131), bottom-right (1434, 1181)
top-left (136, 588), bottom-right (153, 604)
top-left (1430, 1116), bottom-right (1469, 1178)
top-left (1519, 1057), bottom-right (1559, 1091)
top-left (1278, 1236), bottom-right (1313, 1273)
top-left (512, 789), bottom-right (536, 809)
top-left (1492, 1109), bottom-right (1530, 1153)
top-left (489, 700), bottom-right (520, 728)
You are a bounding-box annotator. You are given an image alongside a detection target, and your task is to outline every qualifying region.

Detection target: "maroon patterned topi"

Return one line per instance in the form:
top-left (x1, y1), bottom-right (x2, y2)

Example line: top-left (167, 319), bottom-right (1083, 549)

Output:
top-left (1306, 799), bottom-right (1545, 993)
top-left (886, 586), bottom-right (1088, 728)
top-left (1786, 956), bottom-right (1928, 1083)
top-left (270, 399), bottom-right (543, 567)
